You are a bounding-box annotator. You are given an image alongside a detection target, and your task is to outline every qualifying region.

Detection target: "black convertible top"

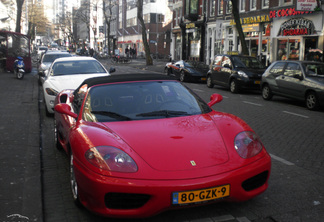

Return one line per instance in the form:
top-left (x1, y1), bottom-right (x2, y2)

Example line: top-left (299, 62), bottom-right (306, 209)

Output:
top-left (73, 73), bottom-right (177, 96)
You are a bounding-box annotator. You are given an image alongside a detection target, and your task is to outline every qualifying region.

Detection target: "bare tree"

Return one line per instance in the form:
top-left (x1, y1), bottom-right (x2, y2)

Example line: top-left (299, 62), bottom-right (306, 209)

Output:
top-left (137, 0), bottom-right (153, 65)
top-left (15, 0), bottom-right (24, 33)
top-left (230, 0), bottom-right (249, 55)
top-left (102, 0), bottom-right (116, 56)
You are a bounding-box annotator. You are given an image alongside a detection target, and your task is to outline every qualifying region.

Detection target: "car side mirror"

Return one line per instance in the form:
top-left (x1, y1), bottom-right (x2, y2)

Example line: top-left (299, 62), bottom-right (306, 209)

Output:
top-left (208, 93), bottom-right (223, 107)
top-left (54, 103), bottom-right (78, 118)
top-left (109, 67), bottom-right (116, 73)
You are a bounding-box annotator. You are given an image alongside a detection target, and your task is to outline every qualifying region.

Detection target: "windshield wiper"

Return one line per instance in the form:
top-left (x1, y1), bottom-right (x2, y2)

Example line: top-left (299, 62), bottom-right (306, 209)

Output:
top-left (136, 110), bottom-right (188, 117)
top-left (91, 111), bottom-right (132, 121)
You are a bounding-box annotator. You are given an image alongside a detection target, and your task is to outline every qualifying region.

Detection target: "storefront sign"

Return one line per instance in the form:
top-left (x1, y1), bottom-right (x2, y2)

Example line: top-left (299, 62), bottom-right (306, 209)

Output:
top-left (279, 18), bottom-right (315, 36)
top-left (296, 0), bottom-right (319, 11)
top-left (230, 15), bottom-right (270, 25)
top-left (270, 7), bottom-right (313, 18)
top-left (186, 23), bottom-right (195, 29)
top-left (242, 24), bottom-right (260, 32)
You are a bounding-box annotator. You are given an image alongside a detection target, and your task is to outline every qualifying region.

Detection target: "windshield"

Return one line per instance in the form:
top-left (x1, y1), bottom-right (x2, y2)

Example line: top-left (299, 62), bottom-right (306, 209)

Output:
top-left (43, 54), bottom-right (71, 63)
top-left (82, 81), bottom-right (211, 122)
top-left (233, 56), bottom-right (265, 69)
top-left (303, 63), bottom-right (324, 77)
top-left (51, 60), bottom-right (106, 76)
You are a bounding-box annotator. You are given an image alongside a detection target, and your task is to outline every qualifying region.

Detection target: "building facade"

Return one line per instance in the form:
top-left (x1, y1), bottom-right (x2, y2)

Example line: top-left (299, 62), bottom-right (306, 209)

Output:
top-left (116, 0), bottom-right (172, 58)
top-left (168, 0), bottom-right (324, 65)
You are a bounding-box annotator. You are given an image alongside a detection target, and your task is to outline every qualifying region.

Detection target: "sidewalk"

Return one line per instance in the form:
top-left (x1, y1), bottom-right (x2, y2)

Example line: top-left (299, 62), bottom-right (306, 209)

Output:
top-left (0, 70), bottom-right (42, 222)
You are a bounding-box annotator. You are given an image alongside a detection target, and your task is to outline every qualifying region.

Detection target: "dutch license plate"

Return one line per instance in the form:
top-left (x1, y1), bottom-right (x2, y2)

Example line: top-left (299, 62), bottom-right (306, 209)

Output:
top-left (172, 184), bottom-right (230, 205)
top-left (255, 80), bottom-right (261, 84)
top-left (201, 77), bottom-right (207, 81)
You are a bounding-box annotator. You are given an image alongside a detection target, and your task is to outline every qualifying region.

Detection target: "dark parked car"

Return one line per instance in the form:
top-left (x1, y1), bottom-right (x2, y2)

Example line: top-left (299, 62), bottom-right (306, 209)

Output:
top-left (164, 60), bottom-right (208, 82)
top-left (206, 55), bottom-right (266, 93)
top-left (261, 60), bottom-right (324, 110)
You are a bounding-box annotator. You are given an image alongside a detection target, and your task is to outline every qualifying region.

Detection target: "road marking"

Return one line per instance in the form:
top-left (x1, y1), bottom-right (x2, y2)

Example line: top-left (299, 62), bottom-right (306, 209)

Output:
top-left (283, 111), bottom-right (309, 119)
top-left (270, 154), bottom-right (295, 166)
top-left (242, 101), bottom-right (263, 106)
top-left (193, 88), bottom-right (204, 92)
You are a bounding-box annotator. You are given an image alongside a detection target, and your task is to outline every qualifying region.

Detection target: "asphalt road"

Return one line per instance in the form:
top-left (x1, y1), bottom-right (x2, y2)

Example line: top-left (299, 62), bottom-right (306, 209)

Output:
top-left (40, 59), bottom-right (324, 222)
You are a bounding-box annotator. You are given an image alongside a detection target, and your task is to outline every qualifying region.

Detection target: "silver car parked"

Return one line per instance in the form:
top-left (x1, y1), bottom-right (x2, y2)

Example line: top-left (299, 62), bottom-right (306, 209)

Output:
top-left (261, 60), bottom-right (324, 110)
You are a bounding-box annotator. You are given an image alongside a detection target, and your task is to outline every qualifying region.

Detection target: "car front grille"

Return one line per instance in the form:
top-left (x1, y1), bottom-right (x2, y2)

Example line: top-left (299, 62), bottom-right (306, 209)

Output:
top-left (105, 192), bottom-right (151, 209)
top-left (242, 171), bottom-right (269, 191)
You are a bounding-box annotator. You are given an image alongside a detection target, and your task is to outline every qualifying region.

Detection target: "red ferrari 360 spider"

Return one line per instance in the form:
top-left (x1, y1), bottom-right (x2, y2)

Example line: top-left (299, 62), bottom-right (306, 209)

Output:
top-left (54, 74), bottom-right (271, 218)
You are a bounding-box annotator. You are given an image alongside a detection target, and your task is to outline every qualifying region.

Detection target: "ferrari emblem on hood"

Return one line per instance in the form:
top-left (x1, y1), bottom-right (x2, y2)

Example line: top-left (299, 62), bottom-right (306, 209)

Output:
top-left (190, 160), bottom-right (196, 166)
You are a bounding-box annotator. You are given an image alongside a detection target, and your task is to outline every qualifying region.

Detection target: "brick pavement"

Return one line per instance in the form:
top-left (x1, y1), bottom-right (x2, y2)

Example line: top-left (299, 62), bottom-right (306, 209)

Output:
top-left (0, 70), bottom-right (42, 222)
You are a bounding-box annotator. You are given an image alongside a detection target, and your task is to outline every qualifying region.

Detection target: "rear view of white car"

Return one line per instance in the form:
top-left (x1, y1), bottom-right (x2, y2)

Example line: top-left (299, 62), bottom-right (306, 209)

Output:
top-left (43, 57), bottom-right (115, 116)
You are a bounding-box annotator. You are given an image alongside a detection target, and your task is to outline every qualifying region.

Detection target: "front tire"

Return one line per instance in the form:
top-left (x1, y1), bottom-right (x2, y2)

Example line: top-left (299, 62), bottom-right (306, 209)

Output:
top-left (306, 91), bottom-right (319, 110)
top-left (206, 75), bottom-right (214, 88)
top-left (230, 79), bottom-right (239, 93)
top-left (179, 70), bottom-right (187, 82)
top-left (54, 118), bottom-right (63, 150)
top-left (70, 153), bottom-right (81, 206)
top-left (262, 84), bottom-right (273, 100)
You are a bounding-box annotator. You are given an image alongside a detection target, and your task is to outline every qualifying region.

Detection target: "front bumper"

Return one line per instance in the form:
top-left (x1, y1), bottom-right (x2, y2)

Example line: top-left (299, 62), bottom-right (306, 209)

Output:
top-left (73, 154), bottom-right (271, 218)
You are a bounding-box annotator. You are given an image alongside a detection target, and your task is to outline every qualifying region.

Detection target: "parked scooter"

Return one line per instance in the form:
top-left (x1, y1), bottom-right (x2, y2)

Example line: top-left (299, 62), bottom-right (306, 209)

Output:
top-left (14, 56), bottom-right (25, 79)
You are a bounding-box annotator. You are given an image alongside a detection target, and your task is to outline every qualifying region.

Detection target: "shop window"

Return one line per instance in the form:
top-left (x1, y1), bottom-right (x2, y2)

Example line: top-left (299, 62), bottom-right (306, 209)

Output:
top-left (284, 63), bottom-right (302, 77)
top-left (278, 39), bottom-right (300, 61)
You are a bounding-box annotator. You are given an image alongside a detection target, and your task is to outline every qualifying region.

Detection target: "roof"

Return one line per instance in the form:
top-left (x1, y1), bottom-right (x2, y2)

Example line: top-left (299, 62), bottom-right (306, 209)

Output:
top-left (54, 56), bottom-right (97, 62)
top-left (73, 74), bottom-right (177, 95)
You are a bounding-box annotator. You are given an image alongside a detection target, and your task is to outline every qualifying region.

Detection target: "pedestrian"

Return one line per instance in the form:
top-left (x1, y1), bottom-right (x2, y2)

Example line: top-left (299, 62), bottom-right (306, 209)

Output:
top-left (89, 48), bottom-right (94, 57)
top-left (125, 46), bottom-right (129, 57)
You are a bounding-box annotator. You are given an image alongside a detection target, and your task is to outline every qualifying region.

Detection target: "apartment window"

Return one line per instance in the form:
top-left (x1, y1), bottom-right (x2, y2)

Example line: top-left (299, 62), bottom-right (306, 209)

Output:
top-left (262, 0), bottom-right (269, 8)
top-left (250, 0), bottom-right (256, 10)
top-left (217, 0), bottom-right (223, 15)
top-left (239, 0), bottom-right (245, 12)
top-left (226, 1), bottom-right (232, 14)
top-left (157, 14), bottom-right (165, 23)
top-left (143, 14), bottom-right (150, 23)
top-left (280, 0), bottom-right (292, 5)
top-left (210, 0), bottom-right (215, 17)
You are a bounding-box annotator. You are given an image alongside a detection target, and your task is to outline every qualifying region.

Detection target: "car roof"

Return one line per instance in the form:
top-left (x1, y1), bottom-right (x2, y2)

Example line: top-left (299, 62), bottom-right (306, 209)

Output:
top-left (74, 74), bottom-right (177, 94)
top-left (53, 56), bottom-right (97, 62)
top-left (44, 51), bottom-right (70, 55)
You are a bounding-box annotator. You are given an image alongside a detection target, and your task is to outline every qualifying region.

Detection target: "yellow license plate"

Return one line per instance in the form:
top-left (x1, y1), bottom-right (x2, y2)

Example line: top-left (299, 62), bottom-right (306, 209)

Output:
top-left (201, 77), bottom-right (207, 81)
top-left (255, 80), bottom-right (261, 84)
top-left (172, 184), bottom-right (230, 205)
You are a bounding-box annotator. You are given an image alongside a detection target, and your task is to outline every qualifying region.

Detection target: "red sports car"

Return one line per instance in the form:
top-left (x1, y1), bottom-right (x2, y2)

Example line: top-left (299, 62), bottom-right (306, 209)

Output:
top-left (54, 74), bottom-right (271, 218)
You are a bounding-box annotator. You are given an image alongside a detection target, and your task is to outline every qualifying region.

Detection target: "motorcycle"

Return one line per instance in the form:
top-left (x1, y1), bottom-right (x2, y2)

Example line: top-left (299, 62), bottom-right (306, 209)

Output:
top-left (14, 56), bottom-right (25, 79)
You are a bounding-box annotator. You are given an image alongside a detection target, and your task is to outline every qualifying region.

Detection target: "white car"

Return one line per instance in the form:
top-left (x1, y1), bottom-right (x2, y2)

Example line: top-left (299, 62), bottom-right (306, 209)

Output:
top-left (43, 57), bottom-right (115, 115)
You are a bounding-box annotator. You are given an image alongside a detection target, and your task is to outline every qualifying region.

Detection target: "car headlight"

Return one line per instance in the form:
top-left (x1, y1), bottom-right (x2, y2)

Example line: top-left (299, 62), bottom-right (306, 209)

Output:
top-left (45, 88), bottom-right (59, 96)
top-left (238, 71), bottom-right (248, 78)
top-left (85, 146), bottom-right (138, 173)
top-left (234, 131), bottom-right (263, 158)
